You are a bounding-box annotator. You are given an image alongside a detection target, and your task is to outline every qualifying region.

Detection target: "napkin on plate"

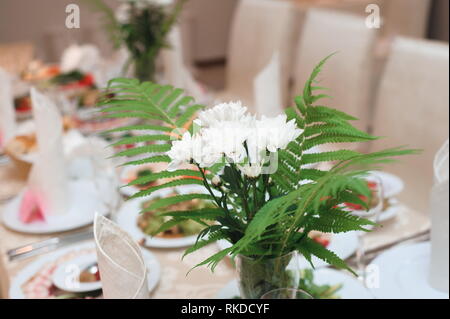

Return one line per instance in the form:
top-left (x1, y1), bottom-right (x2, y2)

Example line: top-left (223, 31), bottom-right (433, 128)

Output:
top-left (60, 44), bottom-right (100, 74)
top-left (429, 139), bottom-right (449, 293)
top-left (0, 67), bottom-right (17, 147)
top-left (94, 214), bottom-right (149, 299)
top-left (19, 88), bottom-right (69, 223)
top-left (253, 52), bottom-right (283, 117)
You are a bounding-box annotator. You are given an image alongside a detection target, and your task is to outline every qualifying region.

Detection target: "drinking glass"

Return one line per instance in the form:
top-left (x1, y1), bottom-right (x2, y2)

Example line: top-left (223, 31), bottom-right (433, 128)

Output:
top-left (351, 174), bottom-right (384, 284)
top-left (261, 288), bottom-right (313, 300)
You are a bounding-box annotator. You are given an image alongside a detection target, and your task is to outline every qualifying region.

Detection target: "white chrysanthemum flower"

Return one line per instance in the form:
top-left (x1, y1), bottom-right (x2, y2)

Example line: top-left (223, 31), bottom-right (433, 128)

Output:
top-left (167, 132), bottom-right (196, 171)
top-left (197, 101), bottom-right (254, 128)
top-left (202, 121), bottom-right (250, 164)
top-left (167, 103), bottom-right (303, 172)
top-left (254, 115), bottom-right (303, 153)
top-left (238, 163), bottom-right (263, 178)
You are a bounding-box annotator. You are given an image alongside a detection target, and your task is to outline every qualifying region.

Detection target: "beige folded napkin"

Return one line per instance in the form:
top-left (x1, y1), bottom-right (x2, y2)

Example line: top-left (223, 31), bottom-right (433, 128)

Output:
top-left (19, 88), bottom-right (68, 223)
top-left (429, 139), bottom-right (449, 293)
top-left (60, 44), bottom-right (100, 74)
top-left (253, 52), bottom-right (283, 117)
top-left (94, 214), bottom-right (149, 299)
top-left (0, 67), bottom-right (16, 147)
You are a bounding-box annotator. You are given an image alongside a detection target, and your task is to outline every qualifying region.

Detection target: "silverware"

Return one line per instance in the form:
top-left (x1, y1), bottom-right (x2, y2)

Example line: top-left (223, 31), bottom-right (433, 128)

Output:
top-left (79, 262), bottom-right (100, 284)
top-left (346, 230), bottom-right (431, 265)
top-left (7, 228), bottom-right (94, 262)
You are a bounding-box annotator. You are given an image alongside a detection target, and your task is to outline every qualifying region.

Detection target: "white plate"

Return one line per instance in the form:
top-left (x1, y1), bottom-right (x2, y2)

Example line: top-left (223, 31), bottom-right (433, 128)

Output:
top-left (216, 268), bottom-right (373, 299)
top-left (116, 190), bottom-right (200, 249)
top-left (9, 241), bottom-right (161, 298)
top-left (52, 254), bottom-right (102, 293)
top-left (217, 231), bottom-right (359, 269)
top-left (2, 179), bottom-right (108, 234)
top-left (369, 241), bottom-right (449, 299)
top-left (370, 171), bottom-right (404, 198)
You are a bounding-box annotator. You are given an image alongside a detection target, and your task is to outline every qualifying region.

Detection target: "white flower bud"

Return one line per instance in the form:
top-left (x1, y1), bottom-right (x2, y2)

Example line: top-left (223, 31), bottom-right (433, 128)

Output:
top-left (212, 175), bottom-right (221, 186)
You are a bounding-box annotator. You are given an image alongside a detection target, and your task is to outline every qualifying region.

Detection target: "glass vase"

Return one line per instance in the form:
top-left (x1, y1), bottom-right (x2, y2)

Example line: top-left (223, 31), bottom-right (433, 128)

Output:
top-left (236, 251), bottom-right (300, 299)
top-left (133, 55), bottom-right (157, 82)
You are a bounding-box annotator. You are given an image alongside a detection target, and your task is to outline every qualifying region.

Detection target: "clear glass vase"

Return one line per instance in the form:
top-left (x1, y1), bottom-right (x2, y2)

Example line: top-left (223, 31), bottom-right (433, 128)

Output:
top-left (236, 252), bottom-right (300, 299)
top-left (133, 55), bottom-right (157, 82)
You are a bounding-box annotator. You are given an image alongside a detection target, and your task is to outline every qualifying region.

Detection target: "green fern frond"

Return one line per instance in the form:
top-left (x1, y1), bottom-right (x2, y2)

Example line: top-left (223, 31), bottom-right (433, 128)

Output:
top-left (121, 155), bottom-right (171, 166)
top-left (126, 169), bottom-right (203, 187)
top-left (297, 237), bottom-right (355, 275)
top-left (129, 178), bottom-right (204, 199)
top-left (110, 134), bottom-right (171, 147)
top-left (112, 144), bottom-right (171, 158)
top-left (159, 208), bottom-right (224, 220)
top-left (143, 194), bottom-right (214, 211)
top-left (301, 150), bottom-right (361, 165)
top-left (183, 231), bottom-right (228, 258)
top-left (303, 209), bottom-right (375, 233)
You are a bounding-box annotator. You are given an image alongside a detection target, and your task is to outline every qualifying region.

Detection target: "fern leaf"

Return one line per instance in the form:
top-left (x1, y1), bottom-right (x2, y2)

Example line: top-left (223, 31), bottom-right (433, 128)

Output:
top-left (129, 178), bottom-right (204, 199)
top-left (121, 155), bottom-right (171, 166)
top-left (127, 169), bottom-right (203, 187)
top-left (297, 237), bottom-right (355, 275)
top-left (301, 150), bottom-right (361, 165)
top-left (113, 144), bottom-right (171, 158)
top-left (143, 194), bottom-right (214, 211)
top-left (111, 134), bottom-right (171, 147)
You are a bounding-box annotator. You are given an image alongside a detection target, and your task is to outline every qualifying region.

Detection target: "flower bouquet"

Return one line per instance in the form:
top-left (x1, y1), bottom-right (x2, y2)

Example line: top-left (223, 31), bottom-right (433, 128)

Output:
top-left (100, 55), bottom-right (417, 298)
top-left (88, 0), bottom-right (188, 81)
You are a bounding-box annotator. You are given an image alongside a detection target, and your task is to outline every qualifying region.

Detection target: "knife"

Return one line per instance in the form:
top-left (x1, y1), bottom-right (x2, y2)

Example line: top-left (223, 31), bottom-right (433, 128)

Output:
top-left (7, 228), bottom-right (94, 262)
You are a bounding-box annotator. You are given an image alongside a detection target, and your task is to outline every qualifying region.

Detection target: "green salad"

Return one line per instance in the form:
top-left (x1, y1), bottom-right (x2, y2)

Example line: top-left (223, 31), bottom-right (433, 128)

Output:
top-left (138, 193), bottom-right (215, 238)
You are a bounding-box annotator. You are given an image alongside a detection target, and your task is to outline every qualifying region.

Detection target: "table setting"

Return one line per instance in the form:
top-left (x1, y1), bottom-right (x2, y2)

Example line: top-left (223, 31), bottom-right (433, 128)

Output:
top-left (1, 49), bottom-right (447, 300)
top-left (0, 0), bottom-right (448, 302)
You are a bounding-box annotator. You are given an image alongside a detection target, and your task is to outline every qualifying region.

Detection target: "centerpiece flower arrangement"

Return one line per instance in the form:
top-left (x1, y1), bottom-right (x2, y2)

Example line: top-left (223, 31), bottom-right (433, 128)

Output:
top-left (100, 56), bottom-right (416, 298)
top-left (88, 0), bottom-right (188, 81)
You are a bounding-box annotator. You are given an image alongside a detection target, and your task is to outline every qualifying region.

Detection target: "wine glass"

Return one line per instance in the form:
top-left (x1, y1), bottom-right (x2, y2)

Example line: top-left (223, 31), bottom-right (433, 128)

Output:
top-left (261, 288), bottom-right (313, 300)
top-left (350, 174), bottom-right (384, 285)
top-left (87, 138), bottom-right (122, 218)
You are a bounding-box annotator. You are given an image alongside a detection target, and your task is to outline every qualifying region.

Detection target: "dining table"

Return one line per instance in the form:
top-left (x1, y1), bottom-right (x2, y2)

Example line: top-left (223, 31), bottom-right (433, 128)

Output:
top-left (0, 155), bottom-right (431, 299)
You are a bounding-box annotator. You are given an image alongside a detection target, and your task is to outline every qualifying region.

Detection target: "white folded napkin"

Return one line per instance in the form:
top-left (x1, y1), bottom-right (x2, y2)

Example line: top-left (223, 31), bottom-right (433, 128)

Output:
top-left (60, 44), bottom-right (100, 74)
top-left (94, 214), bottom-right (149, 299)
top-left (19, 88), bottom-right (68, 223)
top-left (0, 67), bottom-right (16, 147)
top-left (92, 48), bottom-right (129, 88)
top-left (162, 27), bottom-right (206, 101)
top-left (162, 27), bottom-right (186, 89)
top-left (67, 137), bottom-right (121, 214)
top-left (253, 52), bottom-right (283, 117)
top-left (429, 139), bottom-right (449, 293)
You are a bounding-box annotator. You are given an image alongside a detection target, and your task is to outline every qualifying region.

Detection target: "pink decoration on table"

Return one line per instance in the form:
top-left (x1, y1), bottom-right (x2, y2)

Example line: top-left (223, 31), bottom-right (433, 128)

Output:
top-left (19, 190), bottom-right (46, 224)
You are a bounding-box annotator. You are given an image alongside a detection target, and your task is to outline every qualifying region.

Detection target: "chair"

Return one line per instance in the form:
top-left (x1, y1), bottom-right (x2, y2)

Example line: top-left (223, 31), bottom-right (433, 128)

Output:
top-left (382, 0), bottom-right (432, 39)
top-left (370, 37), bottom-right (449, 213)
top-left (291, 9), bottom-right (378, 133)
top-left (217, 0), bottom-right (300, 112)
